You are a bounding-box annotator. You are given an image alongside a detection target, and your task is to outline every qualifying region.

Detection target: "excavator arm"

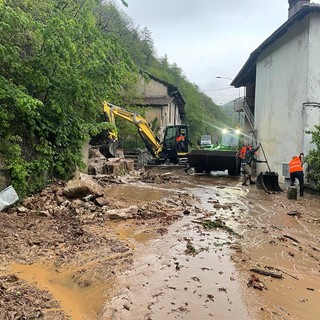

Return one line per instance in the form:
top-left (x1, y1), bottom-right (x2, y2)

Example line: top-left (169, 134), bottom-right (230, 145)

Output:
top-left (102, 101), bottom-right (163, 158)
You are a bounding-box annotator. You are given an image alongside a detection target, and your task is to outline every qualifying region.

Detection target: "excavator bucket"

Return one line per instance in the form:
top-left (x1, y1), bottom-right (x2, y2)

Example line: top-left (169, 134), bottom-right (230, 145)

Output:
top-left (256, 171), bottom-right (282, 193)
top-left (99, 142), bottom-right (118, 158)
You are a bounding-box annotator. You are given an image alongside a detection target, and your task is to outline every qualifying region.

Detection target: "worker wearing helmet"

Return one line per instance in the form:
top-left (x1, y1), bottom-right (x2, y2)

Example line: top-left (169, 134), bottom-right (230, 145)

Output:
top-left (289, 153), bottom-right (304, 196)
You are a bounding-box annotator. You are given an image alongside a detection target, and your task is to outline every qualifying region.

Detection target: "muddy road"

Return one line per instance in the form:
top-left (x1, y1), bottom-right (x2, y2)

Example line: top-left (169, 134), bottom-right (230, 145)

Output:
top-left (0, 169), bottom-right (319, 320)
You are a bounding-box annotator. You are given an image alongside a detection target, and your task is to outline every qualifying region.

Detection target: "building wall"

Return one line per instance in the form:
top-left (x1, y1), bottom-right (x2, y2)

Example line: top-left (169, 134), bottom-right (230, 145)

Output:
top-left (254, 17), bottom-right (310, 180)
top-left (307, 14), bottom-right (320, 102)
top-left (144, 107), bottom-right (162, 138)
top-left (137, 76), bottom-right (182, 141)
top-left (138, 76), bottom-right (167, 97)
top-left (301, 14), bottom-right (320, 155)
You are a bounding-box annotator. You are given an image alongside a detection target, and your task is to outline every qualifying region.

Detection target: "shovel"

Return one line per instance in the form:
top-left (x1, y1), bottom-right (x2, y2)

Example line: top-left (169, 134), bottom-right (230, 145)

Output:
top-left (256, 143), bottom-right (282, 193)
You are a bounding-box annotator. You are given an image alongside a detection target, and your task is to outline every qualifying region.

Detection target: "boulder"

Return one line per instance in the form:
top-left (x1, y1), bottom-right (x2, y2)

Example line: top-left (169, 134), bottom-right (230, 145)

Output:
top-left (104, 205), bottom-right (138, 220)
top-left (64, 172), bottom-right (104, 199)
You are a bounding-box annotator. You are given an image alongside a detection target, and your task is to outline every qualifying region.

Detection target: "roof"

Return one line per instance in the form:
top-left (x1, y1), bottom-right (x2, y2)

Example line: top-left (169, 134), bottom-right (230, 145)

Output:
top-left (134, 97), bottom-right (173, 106)
top-left (231, 4), bottom-right (320, 88)
top-left (139, 70), bottom-right (186, 120)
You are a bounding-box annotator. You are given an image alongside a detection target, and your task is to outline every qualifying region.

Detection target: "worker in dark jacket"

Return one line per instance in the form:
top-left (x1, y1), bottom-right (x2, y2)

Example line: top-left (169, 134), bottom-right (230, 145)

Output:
top-left (241, 145), bottom-right (266, 186)
top-left (239, 145), bottom-right (253, 160)
top-left (289, 153), bottom-right (304, 196)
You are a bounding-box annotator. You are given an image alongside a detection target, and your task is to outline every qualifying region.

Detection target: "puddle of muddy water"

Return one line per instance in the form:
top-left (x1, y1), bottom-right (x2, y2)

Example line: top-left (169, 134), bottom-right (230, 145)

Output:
top-left (10, 263), bottom-right (111, 320)
top-left (115, 224), bottom-right (156, 242)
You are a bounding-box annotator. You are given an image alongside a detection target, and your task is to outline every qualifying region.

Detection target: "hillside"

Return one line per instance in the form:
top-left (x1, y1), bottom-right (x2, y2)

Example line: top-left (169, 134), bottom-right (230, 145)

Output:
top-left (0, 0), bottom-right (231, 196)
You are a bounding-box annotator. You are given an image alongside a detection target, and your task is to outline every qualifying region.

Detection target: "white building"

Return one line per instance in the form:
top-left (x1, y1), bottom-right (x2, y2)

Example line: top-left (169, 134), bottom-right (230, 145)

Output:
top-left (232, 0), bottom-right (320, 182)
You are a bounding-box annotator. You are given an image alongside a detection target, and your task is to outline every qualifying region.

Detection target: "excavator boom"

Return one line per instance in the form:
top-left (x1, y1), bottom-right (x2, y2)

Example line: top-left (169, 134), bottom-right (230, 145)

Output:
top-left (99, 101), bottom-right (190, 164)
top-left (102, 102), bottom-right (162, 158)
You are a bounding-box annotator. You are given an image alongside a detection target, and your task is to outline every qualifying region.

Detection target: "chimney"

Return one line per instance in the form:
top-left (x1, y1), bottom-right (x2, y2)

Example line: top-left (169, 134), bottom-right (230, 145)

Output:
top-left (288, 0), bottom-right (310, 18)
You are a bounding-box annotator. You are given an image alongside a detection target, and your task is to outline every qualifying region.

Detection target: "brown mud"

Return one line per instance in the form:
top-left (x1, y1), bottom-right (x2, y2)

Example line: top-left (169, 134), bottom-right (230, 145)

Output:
top-left (0, 169), bottom-right (319, 319)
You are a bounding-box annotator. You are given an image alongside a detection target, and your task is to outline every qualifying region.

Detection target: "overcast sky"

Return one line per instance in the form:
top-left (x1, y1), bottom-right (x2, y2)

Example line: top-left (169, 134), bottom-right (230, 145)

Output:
top-left (112, 0), bottom-right (320, 105)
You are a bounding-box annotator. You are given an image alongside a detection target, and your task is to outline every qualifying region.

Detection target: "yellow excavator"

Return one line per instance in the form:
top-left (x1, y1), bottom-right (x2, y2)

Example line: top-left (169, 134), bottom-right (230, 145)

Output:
top-left (99, 101), bottom-right (190, 164)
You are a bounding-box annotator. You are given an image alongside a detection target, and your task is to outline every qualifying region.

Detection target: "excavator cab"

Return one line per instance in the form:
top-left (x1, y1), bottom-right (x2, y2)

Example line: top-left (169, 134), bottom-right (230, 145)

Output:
top-left (98, 102), bottom-right (190, 164)
top-left (161, 125), bottom-right (190, 163)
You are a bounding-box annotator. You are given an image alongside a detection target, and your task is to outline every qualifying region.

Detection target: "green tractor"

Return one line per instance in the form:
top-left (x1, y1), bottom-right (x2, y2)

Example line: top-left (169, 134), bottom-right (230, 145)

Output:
top-left (187, 128), bottom-right (242, 175)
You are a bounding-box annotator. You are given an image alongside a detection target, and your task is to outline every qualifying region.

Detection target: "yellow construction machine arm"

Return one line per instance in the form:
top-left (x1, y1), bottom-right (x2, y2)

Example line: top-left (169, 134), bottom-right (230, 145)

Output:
top-left (103, 101), bottom-right (163, 158)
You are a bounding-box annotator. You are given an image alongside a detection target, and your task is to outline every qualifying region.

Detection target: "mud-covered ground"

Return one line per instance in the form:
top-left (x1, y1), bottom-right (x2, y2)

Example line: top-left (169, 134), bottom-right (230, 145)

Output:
top-left (0, 168), bottom-right (319, 320)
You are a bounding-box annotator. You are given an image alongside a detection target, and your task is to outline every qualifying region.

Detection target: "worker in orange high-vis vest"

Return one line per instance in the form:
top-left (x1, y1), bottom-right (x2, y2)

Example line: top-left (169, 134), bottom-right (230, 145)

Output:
top-left (289, 153), bottom-right (304, 196)
top-left (239, 145), bottom-right (248, 160)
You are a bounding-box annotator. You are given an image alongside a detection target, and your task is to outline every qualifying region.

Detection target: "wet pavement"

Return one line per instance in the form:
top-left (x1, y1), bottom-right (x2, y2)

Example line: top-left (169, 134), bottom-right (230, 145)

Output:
top-left (3, 170), bottom-right (320, 319)
top-left (102, 173), bottom-right (320, 320)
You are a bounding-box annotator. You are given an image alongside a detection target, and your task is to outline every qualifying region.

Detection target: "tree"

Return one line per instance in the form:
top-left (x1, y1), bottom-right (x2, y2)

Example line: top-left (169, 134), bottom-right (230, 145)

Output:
top-left (0, 0), bottom-right (139, 196)
top-left (306, 125), bottom-right (320, 189)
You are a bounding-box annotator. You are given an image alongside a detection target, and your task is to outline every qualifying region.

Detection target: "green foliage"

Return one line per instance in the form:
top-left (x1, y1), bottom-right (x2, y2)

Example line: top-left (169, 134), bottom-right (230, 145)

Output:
top-left (0, 0), bottom-right (139, 197)
top-left (115, 106), bottom-right (149, 150)
top-left (306, 125), bottom-right (320, 189)
top-left (0, 0), bottom-right (233, 198)
top-left (94, 2), bottom-right (232, 147)
top-left (147, 60), bottom-right (232, 145)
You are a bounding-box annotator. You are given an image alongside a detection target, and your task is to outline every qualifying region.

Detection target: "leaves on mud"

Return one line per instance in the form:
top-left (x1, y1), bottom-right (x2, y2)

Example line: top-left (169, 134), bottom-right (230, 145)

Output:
top-left (202, 218), bottom-right (240, 236)
top-left (185, 239), bottom-right (198, 256)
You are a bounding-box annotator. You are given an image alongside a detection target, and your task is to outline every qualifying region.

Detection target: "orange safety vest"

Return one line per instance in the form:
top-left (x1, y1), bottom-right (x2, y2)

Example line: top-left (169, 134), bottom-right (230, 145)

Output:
top-left (239, 146), bottom-right (247, 159)
top-left (289, 156), bottom-right (303, 173)
top-left (176, 135), bottom-right (185, 142)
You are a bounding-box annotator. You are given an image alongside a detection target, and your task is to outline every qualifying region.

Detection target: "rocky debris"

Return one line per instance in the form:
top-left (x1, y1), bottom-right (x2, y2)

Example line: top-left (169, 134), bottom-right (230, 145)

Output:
top-left (92, 174), bottom-right (137, 187)
top-left (247, 274), bottom-right (266, 290)
top-left (89, 147), bottom-right (104, 158)
top-left (64, 172), bottom-right (104, 198)
top-left (88, 145), bottom-right (134, 176)
top-left (0, 185), bottom-right (19, 212)
top-left (132, 194), bottom-right (193, 224)
top-left (287, 210), bottom-right (302, 217)
top-left (139, 171), bottom-right (182, 184)
top-left (105, 158), bottom-right (134, 174)
top-left (1, 179), bottom-right (196, 267)
top-left (0, 171), bottom-right (200, 318)
top-left (104, 205), bottom-right (139, 220)
top-left (0, 274), bottom-right (68, 320)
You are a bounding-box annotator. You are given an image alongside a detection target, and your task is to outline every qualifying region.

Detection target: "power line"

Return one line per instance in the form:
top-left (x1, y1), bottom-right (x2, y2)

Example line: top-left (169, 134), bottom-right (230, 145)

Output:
top-left (203, 87), bottom-right (236, 92)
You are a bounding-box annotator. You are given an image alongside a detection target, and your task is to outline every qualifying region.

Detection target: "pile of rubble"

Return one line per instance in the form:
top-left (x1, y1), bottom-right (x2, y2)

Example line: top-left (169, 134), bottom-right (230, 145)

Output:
top-left (0, 166), bottom-right (199, 319)
top-left (1, 170), bottom-right (197, 265)
top-left (88, 148), bottom-right (134, 175)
